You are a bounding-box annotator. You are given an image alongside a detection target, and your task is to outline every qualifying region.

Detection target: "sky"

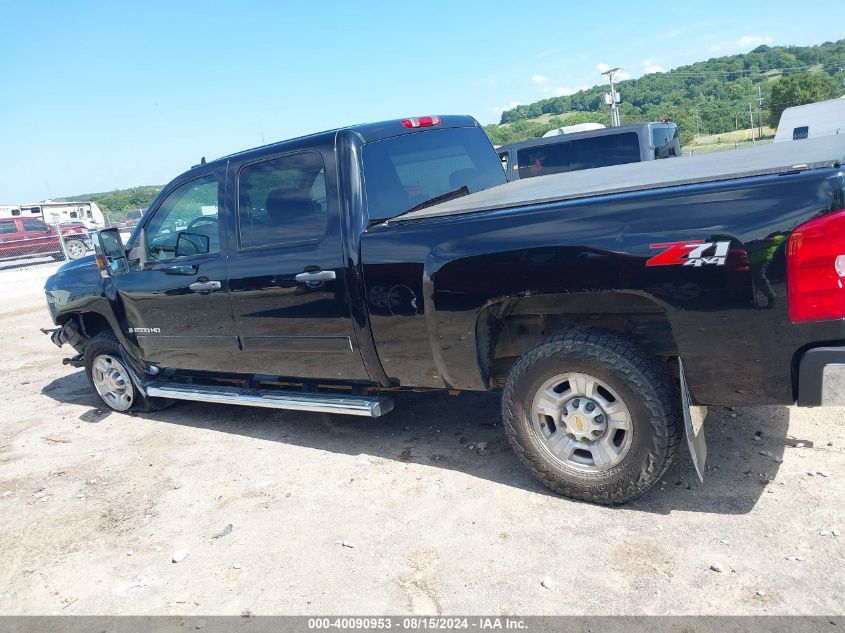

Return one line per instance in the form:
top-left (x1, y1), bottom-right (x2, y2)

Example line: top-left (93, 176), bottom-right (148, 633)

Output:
top-left (1, 0), bottom-right (843, 202)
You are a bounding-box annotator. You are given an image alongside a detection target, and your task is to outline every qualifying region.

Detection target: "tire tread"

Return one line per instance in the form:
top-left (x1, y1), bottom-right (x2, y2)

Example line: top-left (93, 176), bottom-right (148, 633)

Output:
top-left (501, 328), bottom-right (682, 505)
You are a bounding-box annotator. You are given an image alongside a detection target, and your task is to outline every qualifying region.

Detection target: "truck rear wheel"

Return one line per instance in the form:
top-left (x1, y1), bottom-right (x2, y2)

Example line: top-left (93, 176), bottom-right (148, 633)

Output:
top-left (502, 329), bottom-right (682, 505)
top-left (84, 331), bottom-right (172, 413)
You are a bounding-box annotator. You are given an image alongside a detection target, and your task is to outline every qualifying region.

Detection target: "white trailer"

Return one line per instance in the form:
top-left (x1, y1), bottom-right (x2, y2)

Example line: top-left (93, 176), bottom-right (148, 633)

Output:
top-left (774, 98), bottom-right (845, 143)
top-left (542, 122), bottom-right (606, 138)
top-left (0, 201), bottom-right (105, 229)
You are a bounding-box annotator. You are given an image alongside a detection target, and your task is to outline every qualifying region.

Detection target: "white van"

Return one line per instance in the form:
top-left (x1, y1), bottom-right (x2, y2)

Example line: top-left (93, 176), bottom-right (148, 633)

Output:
top-left (774, 98), bottom-right (845, 142)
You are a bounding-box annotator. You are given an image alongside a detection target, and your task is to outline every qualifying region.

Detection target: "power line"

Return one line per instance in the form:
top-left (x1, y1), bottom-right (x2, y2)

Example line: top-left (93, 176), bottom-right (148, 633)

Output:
top-left (636, 63), bottom-right (844, 78)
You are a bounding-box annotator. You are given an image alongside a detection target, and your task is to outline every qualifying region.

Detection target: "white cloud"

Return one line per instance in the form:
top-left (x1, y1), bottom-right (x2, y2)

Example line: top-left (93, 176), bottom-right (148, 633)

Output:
top-left (596, 62), bottom-right (610, 73)
top-left (660, 28), bottom-right (684, 39)
top-left (737, 35), bottom-right (773, 48)
top-left (489, 101), bottom-right (522, 115)
top-left (531, 74), bottom-right (550, 86)
top-left (642, 58), bottom-right (666, 74)
top-left (553, 87), bottom-right (574, 97)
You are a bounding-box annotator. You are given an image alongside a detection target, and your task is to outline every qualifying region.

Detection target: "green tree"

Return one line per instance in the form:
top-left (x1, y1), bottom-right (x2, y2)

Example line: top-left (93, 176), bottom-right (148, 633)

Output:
top-left (494, 38), bottom-right (845, 141)
top-left (768, 73), bottom-right (840, 127)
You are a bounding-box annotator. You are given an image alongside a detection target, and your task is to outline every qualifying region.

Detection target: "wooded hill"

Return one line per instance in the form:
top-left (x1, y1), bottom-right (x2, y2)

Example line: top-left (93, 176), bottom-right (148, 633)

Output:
top-left (59, 186), bottom-right (162, 219)
top-left (485, 39), bottom-right (845, 145)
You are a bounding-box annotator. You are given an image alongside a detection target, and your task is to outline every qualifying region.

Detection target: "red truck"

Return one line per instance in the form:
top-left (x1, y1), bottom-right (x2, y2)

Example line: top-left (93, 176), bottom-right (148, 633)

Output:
top-left (0, 217), bottom-right (90, 262)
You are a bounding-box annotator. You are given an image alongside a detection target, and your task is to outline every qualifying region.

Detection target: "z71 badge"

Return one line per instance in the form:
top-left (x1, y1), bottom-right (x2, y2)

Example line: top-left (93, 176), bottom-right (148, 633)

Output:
top-left (646, 240), bottom-right (730, 268)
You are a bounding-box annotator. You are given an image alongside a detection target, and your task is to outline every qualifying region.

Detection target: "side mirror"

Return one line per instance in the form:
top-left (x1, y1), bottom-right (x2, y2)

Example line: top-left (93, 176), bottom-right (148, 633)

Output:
top-left (94, 228), bottom-right (129, 277)
top-left (175, 232), bottom-right (210, 257)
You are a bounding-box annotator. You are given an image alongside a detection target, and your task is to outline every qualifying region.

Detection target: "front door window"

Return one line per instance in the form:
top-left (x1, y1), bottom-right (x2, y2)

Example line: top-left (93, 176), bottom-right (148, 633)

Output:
top-left (144, 175), bottom-right (220, 261)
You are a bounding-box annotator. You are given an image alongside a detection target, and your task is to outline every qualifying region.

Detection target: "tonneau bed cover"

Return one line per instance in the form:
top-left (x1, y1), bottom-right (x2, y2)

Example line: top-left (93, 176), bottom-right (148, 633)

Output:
top-left (387, 134), bottom-right (845, 224)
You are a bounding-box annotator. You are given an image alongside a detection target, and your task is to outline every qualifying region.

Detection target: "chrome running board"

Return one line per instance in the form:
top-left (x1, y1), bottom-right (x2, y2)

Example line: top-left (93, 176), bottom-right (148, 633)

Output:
top-left (145, 382), bottom-right (394, 418)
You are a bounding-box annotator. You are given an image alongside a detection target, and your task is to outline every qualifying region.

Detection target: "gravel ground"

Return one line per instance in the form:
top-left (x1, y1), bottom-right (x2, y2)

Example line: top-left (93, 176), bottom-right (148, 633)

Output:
top-left (0, 263), bottom-right (842, 615)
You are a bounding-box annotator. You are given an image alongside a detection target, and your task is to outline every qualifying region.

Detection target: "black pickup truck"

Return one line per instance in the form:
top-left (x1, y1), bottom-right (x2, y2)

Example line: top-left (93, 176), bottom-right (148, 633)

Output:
top-left (44, 115), bottom-right (845, 504)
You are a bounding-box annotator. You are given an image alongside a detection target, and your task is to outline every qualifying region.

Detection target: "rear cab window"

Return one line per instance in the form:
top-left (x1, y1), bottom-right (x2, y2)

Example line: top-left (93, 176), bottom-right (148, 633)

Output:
top-left (651, 123), bottom-right (680, 158)
top-left (361, 128), bottom-right (506, 224)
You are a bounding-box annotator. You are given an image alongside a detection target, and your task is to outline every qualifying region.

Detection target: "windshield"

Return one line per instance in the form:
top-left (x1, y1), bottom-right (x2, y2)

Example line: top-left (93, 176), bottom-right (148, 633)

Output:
top-left (361, 127), bottom-right (507, 223)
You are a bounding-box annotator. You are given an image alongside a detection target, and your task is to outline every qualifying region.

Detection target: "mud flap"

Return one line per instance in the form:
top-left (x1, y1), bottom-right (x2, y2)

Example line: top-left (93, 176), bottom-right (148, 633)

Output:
top-left (679, 358), bottom-right (707, 482)
top-left (118, 344), bottom-right (152, 398)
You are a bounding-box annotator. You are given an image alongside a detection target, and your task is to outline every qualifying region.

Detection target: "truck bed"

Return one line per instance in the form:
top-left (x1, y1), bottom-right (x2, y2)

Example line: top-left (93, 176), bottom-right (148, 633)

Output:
top-left (389, 134), bottom-right (845, 223)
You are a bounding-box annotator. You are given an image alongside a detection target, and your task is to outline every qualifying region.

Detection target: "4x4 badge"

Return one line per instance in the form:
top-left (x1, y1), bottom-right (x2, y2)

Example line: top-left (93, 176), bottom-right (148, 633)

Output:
top-left (646, 240), bottom-right (730, 268)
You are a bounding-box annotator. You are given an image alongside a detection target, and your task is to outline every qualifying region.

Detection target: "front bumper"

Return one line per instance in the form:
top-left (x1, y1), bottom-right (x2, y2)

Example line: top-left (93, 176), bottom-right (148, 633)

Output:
top-left (41, 320), bottom-right (88, 352)
top-left (797, 346), bottom-right (845, 406)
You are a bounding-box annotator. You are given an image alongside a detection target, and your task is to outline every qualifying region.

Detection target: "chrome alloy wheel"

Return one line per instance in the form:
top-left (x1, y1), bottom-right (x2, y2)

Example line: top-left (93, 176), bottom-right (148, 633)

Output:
top-left (530, 372), bottom-right (633, 473)
top-left (91, 354), bottom-right (134, 411)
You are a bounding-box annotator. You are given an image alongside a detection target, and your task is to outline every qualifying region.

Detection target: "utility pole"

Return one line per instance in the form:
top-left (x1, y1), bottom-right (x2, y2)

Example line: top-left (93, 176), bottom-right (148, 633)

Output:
top-left (749, 103), bottom-right (756, 146)
top-left (757, 86), bottom-right (764, 139)
top-left (601, 67), bottom-right (622, 127)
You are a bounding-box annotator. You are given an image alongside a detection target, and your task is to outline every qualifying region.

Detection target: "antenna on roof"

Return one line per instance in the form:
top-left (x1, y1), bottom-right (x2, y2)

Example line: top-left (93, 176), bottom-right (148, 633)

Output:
top-left (200, 156), bottom-right (206, 164)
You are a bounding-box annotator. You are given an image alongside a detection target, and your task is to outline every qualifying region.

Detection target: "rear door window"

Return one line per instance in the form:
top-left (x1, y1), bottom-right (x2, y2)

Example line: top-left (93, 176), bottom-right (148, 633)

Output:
top-left (237, 151), bottom-right (328, 249)
top-left (0, 222), bottom-right (17, 235)
top-left (793, 126), bottom-right (809, 140)
top-left (22, 219), bottom-right (49, 232)
top-left (517, 142), bottom-right (572, 178)
top-left (361, 127), bottom-right (506, 223)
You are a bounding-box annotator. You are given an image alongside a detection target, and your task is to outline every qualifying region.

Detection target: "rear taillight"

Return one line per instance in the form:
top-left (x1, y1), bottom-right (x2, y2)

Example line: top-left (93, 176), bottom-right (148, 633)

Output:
top-left (401, 115), bottom-right (441, 129)
top-left (787, 208), bottom-right (845, 323)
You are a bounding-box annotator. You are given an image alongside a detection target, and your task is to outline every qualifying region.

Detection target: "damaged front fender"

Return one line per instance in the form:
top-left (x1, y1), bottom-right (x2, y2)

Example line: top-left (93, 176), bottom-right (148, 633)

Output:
top-left (41, 320), bottom-right (89, 367)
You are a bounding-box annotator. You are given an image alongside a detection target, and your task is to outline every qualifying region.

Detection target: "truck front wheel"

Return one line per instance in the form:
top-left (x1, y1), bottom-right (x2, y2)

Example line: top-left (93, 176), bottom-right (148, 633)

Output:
top-left (502, 329), bottom-right (682, 505)
top-left (84, 331), bottom-right (172, 413)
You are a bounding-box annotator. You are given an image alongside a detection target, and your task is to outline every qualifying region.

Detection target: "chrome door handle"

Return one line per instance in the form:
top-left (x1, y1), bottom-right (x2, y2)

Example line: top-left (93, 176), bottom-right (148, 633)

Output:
top-left (188, 280), bottom-right (222, 293)
top-left (295, 270), bottom-right (336, 283)
top-left (163, 264), bottom-right (198, 275)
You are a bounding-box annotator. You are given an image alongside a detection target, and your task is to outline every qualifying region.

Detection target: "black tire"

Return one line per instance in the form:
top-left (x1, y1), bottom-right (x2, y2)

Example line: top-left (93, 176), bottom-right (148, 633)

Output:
top-left (84, 331), bottom-right (172, 413)
top-left (502, 329), bottom-right (682, 505)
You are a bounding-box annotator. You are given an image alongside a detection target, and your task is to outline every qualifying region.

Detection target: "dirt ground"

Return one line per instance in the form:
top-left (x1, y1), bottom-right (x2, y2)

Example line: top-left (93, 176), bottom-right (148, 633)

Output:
top-left (0, 262), bottom-right (843, 616)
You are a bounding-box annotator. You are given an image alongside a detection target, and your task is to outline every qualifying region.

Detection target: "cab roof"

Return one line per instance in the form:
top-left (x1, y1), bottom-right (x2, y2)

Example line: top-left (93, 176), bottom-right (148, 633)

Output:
top-left (201, 115), bottom-right (481, 169)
